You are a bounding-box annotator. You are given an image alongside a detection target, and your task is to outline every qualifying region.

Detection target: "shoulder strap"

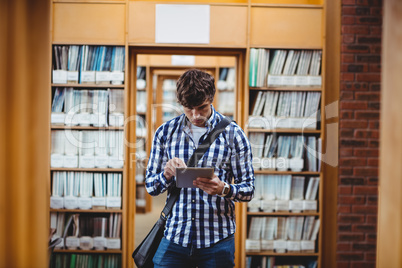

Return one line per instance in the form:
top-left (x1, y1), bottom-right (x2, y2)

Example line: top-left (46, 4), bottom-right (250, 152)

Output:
top-left (160, 116), bottom-right (232, 220)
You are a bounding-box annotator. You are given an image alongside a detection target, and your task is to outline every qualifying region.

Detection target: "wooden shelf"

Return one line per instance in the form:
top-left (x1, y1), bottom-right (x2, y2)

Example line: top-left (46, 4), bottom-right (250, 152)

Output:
top-left (53, 249), bottom-right (122, 254)
top-left (247, 211), bottom-right (319, 216)
top-left (50, 168), bottom-right (123, 172)
top-left (51, 125), bottom-right (124, 130)
top-left (246, 251), bottom-right (319, 256)
top-left (246, 128), bottom-right (321, 134)
top-left (51, 83), bottom-right (124, 88)
top-left (50, 208), bottom-right (122, 213)
top-left (249, 86), bottom-right (322, 92)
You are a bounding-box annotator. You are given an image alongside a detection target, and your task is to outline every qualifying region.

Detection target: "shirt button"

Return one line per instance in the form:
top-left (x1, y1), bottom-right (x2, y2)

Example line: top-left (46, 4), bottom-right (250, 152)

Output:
top-left (192, 200), bottom-right (195, 203)
top-left (191, 218), bottom-right (195, 221)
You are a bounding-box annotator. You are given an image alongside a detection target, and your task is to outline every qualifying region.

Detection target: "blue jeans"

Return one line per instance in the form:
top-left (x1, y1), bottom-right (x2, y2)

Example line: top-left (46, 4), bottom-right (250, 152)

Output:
top-left (153, 235), bottom-right (235, 268)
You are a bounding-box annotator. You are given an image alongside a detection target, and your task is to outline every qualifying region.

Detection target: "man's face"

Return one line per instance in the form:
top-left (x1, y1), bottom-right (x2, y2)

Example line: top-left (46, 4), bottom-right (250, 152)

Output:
top-left (183, 100), bottom-right (212, 127)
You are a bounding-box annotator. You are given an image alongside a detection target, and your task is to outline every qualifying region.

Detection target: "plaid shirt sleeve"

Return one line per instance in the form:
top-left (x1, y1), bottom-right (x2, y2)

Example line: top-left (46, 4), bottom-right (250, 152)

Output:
top-left (145, 124), bottom-right (174, 196)
top-left (225, 124), bottom-right (255, 202)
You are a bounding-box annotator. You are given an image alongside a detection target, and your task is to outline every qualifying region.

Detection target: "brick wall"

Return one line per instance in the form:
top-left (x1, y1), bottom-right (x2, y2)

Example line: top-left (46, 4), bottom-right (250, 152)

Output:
top-left (338, 0), bottom-right (382, 267)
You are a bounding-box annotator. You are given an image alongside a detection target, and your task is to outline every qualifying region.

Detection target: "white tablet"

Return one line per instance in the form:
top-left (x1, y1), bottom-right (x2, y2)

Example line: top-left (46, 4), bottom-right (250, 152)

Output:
top-left (175, 167), bottom-right (214, 188)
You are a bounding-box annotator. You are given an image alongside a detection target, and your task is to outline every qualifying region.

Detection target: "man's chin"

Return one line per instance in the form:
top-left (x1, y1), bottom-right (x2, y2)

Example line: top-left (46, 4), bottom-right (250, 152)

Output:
top-left (192, 120), bottom-right (205, 127)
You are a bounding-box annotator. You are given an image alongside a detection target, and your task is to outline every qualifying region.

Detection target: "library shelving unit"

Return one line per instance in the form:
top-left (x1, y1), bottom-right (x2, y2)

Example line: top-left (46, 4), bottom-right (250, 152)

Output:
top-left (49, 43), bottom-right (127, 267)
top-left (48, 0), bottom-right (338, 267)
top-left (243, 1), bottom-right (326, 267)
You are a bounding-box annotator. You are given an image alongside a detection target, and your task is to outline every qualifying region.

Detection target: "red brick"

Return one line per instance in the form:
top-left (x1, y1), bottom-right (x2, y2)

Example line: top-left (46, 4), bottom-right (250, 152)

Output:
top-left (370, 46), bottom-right (381, 54)
top-left (367, 158), bottom-right (378, 166)
top-left (343, 34), bottom-right (356, 43)
top-left (341, 72), bottom-right (355, 81)
top-left (339, 205), bottom-right (352, 213)
top-left (357, 16), bottom-right (382, 25)
top-left (352, 242), bottom-right (376, 251)
top-left (339, 224), bottom-right (352, 232)
top-left (370, 26), bottom-right (382, 35)
top-left (353, 167), bottom-right (378, 177)
top-left (352, 205), bottom-right (378, 214)
top-left (351, 263), bottom-right (375, 268)
top-left (356, 73), bottom-right (381, 82)
top-left (339, 195), bottom-right (365, 204)
top-left (354, 148), bottom-right (378, 157)
top-left (346, 64), bottom-right (369, 72)
top-left (341, 91), bottom-right (354, 100)
top-left (337, 252), bottom-right (364, 261)
top-left (338, 214), bottom-right (365, 223)
top-left (342, 0), bottom-right (356, 5)
top-left (352, 224), bottom-right (376, 233)
top-left (368, 102), bottom-right (380, 109)
top-left (342, 54), bottom-right (355, 63)
top-left (367, 177), bottom-right (378, 186)
top-left (356, 7), bottom-right (371, 15)
top-left (367, 233), bottom-right (377, 242)
top-left (354, 130), bottom-right (379, 139)
top-left (367, 215), bottom-right (378, 224)
top-left (366, 253), bottom-right (376, 262)
top-left (341, 139), bottom-right (367, 147)
top-left (355, 92), bottom-right (380, 101)
top-left (370, 7), bottom-right (382, 16)
top-left (342, 44), bottom-right (370, 53)
top-left (353, 186), bottom-right (378, 195)
top-left (368, 140), bottom-right (379, 148)
top-left (340, 120), bottom-right (368, 129)
top-left (356, 54), bottom-right (380, 63)
top-left (355, 111), bottom-right (380, 120)
top-left (340, 148), bottom-right (354, 157)
top-left (356, 0), bottom-right (382, 6)
top-left (342, 16), bottom-right (356, 25)
top-left (338, 243), bottom-right (352, 251)
top-left (367, 195), bottom-right (378, 204)
top-left (342, 25), bottom-right (370, 35)
top-left (340, 158), bottom-right (367, 166)
top-left (340, 111), bottom-right (355, 120)
top-left (340, 101), bottom-right (368, 110)
top-left (339, 185), bottom-right (353, 194)
top-left (369, 83), bottom-right (381, 91)
top-left (340, 177), bottom-right (365, 185)
top-left (341, 82), bottom-right (369, 91)
top-left (357, 36), bottom-right (381, 44)
top-left (337, 262), bottom-right (351, 268)
top-left (342, 6), bottom-right (357, 15)
top-left (368, 121), bottom-right (380, 129)
top-left (369, 63), bottom-right (381, 72)
top-left (341, 128), bottom-right (354, 137)
top-left (340, 167), bottom-right (354, 175)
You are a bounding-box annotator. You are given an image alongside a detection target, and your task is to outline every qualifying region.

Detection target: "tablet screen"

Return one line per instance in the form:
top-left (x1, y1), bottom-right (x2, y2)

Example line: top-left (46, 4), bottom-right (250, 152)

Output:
top-left (176, 167), bottom-right (214, 188)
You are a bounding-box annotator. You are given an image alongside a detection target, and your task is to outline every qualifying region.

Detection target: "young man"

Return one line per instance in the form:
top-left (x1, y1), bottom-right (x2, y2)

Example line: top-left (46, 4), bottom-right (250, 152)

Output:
top-left (145, 69), bottom-right (255, 267)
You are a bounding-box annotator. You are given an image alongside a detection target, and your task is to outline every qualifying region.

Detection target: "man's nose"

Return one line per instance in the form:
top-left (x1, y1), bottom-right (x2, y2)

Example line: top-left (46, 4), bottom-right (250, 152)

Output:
top-left (192, 109), bottom-right (200, 118)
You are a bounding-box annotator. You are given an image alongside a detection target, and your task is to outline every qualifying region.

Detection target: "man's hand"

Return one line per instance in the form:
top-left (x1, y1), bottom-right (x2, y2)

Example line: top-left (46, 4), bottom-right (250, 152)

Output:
top-left (193, 174), bottom-right (225, 196)
top-left (163, 157), bottom-right (186, 181)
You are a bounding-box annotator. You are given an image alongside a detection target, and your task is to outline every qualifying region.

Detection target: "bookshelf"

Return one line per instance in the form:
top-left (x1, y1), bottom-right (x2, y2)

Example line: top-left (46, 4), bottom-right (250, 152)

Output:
top-left (49, 42), bottom-right (127, 267)
top-left (48, 1), bottom-right (338, 267)
top-left (244, 3), bottom-right (326, 267)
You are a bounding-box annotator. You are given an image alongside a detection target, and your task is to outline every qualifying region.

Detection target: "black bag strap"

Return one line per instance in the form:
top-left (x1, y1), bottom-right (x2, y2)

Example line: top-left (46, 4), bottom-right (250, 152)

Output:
top-left (160, 117), bottom-right (232, 220)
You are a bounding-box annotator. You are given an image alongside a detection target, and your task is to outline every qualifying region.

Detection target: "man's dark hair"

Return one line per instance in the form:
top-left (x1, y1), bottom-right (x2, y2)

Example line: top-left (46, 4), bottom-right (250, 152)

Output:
top-left (176, 69), bottom-right (216, 108)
